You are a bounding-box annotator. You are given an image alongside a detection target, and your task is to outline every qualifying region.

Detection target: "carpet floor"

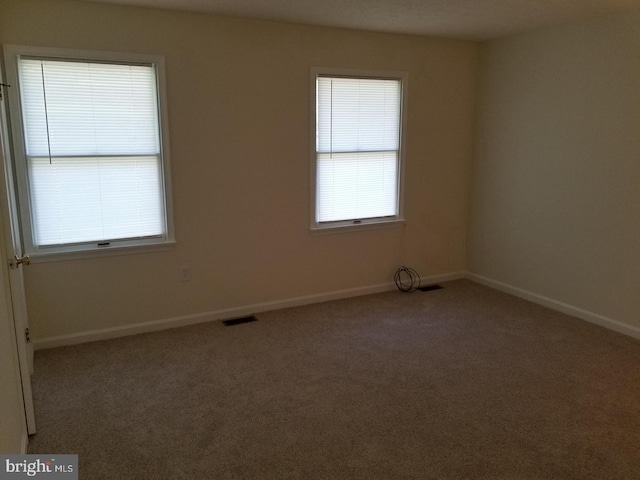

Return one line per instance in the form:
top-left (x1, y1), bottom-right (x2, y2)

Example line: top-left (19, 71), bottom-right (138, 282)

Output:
top-left (28, 280), bottom-right (640, 479)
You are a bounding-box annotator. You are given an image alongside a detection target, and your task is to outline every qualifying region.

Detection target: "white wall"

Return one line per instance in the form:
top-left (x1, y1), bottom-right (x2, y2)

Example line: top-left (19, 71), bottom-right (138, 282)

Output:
top-left (469, 13), bottom-right (640, 330)
top-left (0, 0), bottom-right (479, 341)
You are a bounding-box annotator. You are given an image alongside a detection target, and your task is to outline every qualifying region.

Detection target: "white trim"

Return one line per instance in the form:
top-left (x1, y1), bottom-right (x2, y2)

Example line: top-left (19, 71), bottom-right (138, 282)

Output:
top-left (2, 45), bottom-right (175, 259)
top-left (29, 240), bottom-right (176, 263)
top-left (309, 66), bottom-right (408, 231)
top-left (0, 62), bottom-right (36, 436)
top-left (34, 271), bottom-right (465, 350)
top-left (420, 271), bottom-right (466, 284)
top-left (309, 218), bottom-right (405, 235)
top-left (21, 430), bottom-right (28, 454)
top-left (466, 272), bottom-right (640, 340)
top-left (32, 271), bottom-right (640, 348)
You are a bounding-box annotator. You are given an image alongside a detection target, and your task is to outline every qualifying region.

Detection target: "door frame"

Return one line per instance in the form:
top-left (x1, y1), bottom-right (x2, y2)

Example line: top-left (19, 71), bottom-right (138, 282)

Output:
top-left (0, 70), bottom-right (36, 435)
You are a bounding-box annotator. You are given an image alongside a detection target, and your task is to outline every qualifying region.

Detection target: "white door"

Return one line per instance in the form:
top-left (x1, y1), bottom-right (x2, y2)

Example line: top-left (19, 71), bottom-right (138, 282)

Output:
top-left (0, 75), bottom-right (36, 435)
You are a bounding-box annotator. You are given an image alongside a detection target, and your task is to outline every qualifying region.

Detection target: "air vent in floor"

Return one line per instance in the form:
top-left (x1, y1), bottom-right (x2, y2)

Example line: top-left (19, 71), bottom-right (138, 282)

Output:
top-left (418, 284), bottom-right (443, 292)
top-left (221, 316), bottom-right (258, 326)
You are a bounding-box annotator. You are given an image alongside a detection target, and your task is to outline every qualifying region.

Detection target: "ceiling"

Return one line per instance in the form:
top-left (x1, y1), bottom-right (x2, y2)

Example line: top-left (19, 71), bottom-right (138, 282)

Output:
top-left (83, 0), bottom-right (640, 40)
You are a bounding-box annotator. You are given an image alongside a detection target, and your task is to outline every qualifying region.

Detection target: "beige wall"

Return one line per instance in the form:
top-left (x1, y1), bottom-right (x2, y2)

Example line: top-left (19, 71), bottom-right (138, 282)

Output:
top-left (0, 0), bottom-right (479, 340)
top-left (469, 13), bottom-right (640, 329)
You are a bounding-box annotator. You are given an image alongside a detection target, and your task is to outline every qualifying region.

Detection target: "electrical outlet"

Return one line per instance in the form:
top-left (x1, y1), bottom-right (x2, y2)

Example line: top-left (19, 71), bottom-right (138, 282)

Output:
top-left (180, 266), bottom-right (191, 282)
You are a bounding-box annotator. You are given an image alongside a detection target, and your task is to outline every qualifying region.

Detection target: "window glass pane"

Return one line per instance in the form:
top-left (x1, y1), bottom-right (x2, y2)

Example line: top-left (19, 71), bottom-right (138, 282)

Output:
top-left (19, 59), bottom-right (159, 157)
top-left (317, 77), bottom-right (400, 153)
top-left (315, 74), bottom-right (402, 224)
top-left (16, 55), bottom-right (167, 250)
top-left (28, 156), bottom-right (163, 246)
top-left (316, 152), bottom-right (398, 222)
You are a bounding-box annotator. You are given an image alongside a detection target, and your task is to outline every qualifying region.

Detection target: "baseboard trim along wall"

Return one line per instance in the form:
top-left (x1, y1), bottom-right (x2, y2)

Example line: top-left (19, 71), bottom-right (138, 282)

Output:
top-left (466, 272), bottom-right (640, 340)
top-left (34, 271), bottom-right (466, 350)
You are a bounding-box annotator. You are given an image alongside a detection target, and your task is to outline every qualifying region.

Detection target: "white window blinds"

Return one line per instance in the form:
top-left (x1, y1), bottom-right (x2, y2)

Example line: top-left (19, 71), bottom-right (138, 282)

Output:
top-left (316, 76), bottom-right (401, 224)
top-left (17, 58), bottom-right (165, 247)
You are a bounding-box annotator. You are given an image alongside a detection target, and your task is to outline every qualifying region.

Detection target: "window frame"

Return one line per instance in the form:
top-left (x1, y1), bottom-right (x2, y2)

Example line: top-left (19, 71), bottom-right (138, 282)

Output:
top-left (309, 66), bottom-right (408, 233)
top-left (3, 45), bottom-right (175, 261)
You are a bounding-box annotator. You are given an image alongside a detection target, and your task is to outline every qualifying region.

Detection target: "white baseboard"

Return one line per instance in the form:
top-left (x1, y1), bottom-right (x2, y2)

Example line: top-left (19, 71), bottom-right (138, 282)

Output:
top-left (34, 271), bottom-right (465, 350)
top-left (466, 272), bottom-right (640, 340)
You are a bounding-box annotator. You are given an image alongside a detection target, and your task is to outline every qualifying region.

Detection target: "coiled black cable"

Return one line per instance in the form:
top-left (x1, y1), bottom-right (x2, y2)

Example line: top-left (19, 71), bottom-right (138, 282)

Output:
top-left (394, 266), bottom-right (421, 293)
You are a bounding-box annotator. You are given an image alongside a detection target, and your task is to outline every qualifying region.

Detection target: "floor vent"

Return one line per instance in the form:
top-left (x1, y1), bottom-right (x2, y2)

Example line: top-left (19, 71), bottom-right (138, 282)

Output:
top-left (418, 284), bottom-right (443, 292)
top-left (222, 316), bottom-right (258, 327)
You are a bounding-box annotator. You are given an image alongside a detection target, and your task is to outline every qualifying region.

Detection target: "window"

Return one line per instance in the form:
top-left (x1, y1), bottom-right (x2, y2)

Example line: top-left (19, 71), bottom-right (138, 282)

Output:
top-left (3, 45), bottom-right (173, 258)
top-left (311, 67), bottom-right (407, 231)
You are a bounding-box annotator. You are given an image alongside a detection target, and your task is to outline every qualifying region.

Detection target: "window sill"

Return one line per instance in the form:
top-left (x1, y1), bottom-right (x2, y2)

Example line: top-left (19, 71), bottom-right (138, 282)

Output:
top-left (310, 218), bottom-right (405, 235)
top-left (27, 240), bottom-right (177, 264)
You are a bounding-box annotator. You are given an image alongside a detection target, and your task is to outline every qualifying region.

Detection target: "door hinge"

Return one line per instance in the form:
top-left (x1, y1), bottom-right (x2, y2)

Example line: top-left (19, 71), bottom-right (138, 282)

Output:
top-left (25, 328), bottom-right (31, 344)
top-left (9, 254), bottom-right (30, 269)
top-left (0, 82), bottom-right (10, 101)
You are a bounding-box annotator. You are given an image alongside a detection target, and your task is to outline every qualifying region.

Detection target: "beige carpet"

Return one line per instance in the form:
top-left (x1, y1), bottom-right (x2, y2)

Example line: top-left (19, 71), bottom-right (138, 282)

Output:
top-left (28, 280), bottom-right (640, 479)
